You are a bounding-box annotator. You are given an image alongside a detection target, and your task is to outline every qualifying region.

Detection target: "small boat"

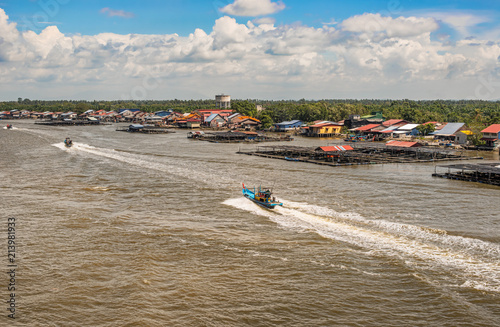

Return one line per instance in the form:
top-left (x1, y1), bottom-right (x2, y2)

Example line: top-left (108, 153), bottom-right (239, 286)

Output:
top-left (285, 156), bottom-right (300, 161)
top-left (64, 137), bottom-right (73, 147)
top-left (6, 124), bottom-right (12, 129)
top-left (242, 183), bottom-right (283, 209)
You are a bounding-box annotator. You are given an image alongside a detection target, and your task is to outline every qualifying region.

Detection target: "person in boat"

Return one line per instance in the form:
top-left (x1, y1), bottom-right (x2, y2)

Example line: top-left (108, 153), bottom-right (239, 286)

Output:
top-left (6, 124), bottom-right (12, 129)
top-left (64, 137), bottom-right (73, 147)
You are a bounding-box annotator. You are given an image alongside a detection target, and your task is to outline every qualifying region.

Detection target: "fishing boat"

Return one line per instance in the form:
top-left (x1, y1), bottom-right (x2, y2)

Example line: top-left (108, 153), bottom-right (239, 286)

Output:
top-left (242, 183), bottom-right (283, 209)
top-left (64, 137), bottom-right (73, 148)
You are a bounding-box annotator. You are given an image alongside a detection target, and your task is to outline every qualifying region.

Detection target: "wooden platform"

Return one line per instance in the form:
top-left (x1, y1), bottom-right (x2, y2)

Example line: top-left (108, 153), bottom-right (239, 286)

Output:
top-left (432, 163), bottom-right (500, 186)
top-left (116, 127), bottom-right (175, 134)
top-left (238, 144), bottom-right (482, 167)
top-left (35, 120), bottom-right (101, 126)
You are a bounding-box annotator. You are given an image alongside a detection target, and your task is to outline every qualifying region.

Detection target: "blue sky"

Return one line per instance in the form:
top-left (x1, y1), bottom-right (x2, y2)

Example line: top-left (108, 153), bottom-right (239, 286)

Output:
top-left (3, 0), bottom-right (498, 36)
top-left (0, 0), bottom-right (499, 100)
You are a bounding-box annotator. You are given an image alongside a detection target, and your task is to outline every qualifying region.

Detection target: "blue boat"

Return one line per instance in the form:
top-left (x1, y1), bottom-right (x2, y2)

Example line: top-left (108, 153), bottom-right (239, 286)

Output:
top-left (242, 183), bottom-right (283, 209)
top-left (64, 137), bottom-right (73, 147)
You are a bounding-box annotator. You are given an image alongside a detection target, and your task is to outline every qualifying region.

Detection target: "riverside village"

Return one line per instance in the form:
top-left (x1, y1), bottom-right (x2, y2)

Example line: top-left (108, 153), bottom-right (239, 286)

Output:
top-left (2, 95), bottom-right (500, 186)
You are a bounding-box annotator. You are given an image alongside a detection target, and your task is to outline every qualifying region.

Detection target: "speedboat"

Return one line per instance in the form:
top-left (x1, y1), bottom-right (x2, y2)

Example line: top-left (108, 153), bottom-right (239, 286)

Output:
top-left (242, 183), bottom-right (283, 209)
top-left (64, 137), bottom-right (73, 147)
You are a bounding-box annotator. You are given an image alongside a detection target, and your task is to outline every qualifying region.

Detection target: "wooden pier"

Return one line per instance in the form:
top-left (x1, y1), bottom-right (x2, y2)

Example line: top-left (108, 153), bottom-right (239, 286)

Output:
top-left (192, 131), bottom-right (293, 143)
top-left (116, 126), bottom-right (175, 134)
top-left (237, 144), bottom-right (482, 167)
top-left (35, 120), bottom-right (101, 126)
top-left (432, 163), bottom-right (500, 186)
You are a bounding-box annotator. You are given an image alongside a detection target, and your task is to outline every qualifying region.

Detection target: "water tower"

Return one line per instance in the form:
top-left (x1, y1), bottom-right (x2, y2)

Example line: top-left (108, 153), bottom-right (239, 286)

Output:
top-left (215, 94), bottom-right (231, 109)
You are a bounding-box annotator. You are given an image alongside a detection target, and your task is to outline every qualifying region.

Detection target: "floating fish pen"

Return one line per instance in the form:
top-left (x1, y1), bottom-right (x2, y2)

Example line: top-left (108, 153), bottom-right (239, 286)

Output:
top-left (237, 143), bottom-right (482, 167)
top-left (192, 131), bottom-right (293, 143)
top-left (35, 120), bottom-right (101, 126)
top-left (116, 125), bottom-right (175, 134)
top-left (432, 163), bottom-right (500, 186)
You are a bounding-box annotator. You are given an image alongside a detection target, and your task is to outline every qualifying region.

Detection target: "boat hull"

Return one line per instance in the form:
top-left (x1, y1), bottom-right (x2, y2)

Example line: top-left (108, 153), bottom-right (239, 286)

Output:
top-left (242, 185), bottom-right (283, 209)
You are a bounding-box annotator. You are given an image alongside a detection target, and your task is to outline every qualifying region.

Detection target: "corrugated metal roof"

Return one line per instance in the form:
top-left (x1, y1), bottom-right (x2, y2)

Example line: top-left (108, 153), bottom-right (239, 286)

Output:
top-left (355, 124), bottom-right (380, 131)
top-left (205, 113), bottom-right (220, 122)
top-left (381, 126), bottom-right (399, 133)
top-left (397, 123), bottom-right (420, 131)
top-left (317, 145), bottom-right (354, 152)
top-left (228, 113), bottom-right (241, 119)
top-left (275, 120), bottom-right (302, 126)
top-left (481, 124), bottom-right (500, 134)
top-left (386, 141), bottom-right (421, 147)
top-left (382, 119), bottom-right (404, 127)
top-left (310, 122), bottom-right (341, 128)
top-left (431, 122), bottom-right (465, 135)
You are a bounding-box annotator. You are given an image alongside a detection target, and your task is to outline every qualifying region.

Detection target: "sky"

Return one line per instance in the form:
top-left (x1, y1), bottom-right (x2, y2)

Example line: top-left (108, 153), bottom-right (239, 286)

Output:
top-left (0, 0), bottom-right (499, 101)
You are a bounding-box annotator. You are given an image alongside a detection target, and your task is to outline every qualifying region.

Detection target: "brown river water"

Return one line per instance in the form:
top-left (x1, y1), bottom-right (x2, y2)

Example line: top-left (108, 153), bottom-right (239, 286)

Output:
top-left (1, 120), bottom-right (499, 326)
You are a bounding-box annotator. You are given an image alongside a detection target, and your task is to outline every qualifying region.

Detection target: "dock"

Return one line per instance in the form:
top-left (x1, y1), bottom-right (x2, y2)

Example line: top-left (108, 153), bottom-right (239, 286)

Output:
top-left (116, 125), bottom-right (175, 134)
top-left (191, 131), bottom-right (293, 143)
top-left (35, 120), bottom-right (101, 126)
top-left (432, 163), bottom-right (500, 186)
top-left (237, 144), bottom-right (482, 167)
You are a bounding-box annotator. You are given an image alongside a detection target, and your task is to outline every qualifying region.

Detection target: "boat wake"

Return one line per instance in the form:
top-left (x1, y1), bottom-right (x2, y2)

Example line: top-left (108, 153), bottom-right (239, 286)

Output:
top-left (51, 142), bottom-right (235, 186)
top-left (224, 197), bottom-right (500, 294)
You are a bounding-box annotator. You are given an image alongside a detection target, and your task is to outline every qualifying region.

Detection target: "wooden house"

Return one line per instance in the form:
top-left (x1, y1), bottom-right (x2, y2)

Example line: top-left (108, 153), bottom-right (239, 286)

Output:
top-left (306, 123), bottom-right (342, 137)
top-left (481, 124), bottom-right (500, 147)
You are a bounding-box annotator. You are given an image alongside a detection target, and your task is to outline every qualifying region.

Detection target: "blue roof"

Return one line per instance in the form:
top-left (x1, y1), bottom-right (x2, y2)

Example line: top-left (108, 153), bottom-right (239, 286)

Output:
top-left (206, 113), bottom-right (219, 122)
top-left (431, 123), bottom-right (465, 135)
top-left (119, 109), bottom-right (141, 113)
top-left (154, 111), bottom-right (172, 117)
top-left (275, 120), bottom-right (302, 126)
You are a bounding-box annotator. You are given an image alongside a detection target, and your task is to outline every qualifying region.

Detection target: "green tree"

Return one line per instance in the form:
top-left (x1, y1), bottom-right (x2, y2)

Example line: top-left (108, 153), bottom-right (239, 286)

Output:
top-left (74, 102), bottom-right (90, 114)
top-left (416, 123), bottom-right (435, 136)
top-left (232, 100), bottom-right (255, 117)
top-left (260, 114), bottom-right (273, 129)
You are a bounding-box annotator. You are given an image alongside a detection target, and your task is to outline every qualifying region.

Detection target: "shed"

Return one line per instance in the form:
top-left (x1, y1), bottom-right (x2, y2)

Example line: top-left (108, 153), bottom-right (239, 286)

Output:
top-left (316, 145), bottom-right (354, 152)
top-left (431, 123), bottom-right (465, 140)
top-left (386, 141), bottom-right (422, 148)
top-left (274, 120), bottom-right (302, 132)
top-left (205, 113), bottom-right (226, 127)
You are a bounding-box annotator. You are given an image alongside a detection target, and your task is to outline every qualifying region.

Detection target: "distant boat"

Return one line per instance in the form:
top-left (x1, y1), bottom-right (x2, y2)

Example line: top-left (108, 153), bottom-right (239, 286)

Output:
top-left (285, 156), bottom-right (300, 161)
top-left (6, 124), bottom-right (13, 129)
top-left (64, 137), bottom-right (73, 148)
top-left (242, 183), bottom-right (283, 209)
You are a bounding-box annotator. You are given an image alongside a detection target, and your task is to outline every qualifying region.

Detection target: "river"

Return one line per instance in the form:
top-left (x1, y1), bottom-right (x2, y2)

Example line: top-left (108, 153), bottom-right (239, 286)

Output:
top-left (1, 120), bottom-right (499, 326)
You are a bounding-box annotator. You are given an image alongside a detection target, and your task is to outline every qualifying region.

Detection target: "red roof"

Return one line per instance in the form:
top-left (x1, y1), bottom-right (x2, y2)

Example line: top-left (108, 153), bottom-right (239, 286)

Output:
top-left (481, 124), bottom-right (500, 134)
top-left (382, 119), bottom-right (404, 127)
top-left (355, 124), bottom-right (380, 131)
top-left (317, 145), bottom-right (354, 152)
top-left (310, 123), bottom-right (341, 128)
top-left (386, 141), bottom-right (421, 147)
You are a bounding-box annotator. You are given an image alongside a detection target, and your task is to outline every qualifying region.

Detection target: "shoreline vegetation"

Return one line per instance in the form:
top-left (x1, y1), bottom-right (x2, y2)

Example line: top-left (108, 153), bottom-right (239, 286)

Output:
top-left (1, 99), bottom-right (499, 127)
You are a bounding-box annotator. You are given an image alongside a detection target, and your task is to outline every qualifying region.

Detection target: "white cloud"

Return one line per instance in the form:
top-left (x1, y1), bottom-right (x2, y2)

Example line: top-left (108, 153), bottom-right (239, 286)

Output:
top-left (341, 13), bottom-right (439, 38)
top-left (0, 8), bottom-right (499, 100)
top-left (220, 0), bottom-right (285, 17)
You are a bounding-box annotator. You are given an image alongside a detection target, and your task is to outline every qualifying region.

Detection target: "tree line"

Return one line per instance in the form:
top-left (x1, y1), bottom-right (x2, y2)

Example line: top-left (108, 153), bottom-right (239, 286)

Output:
top-left (231, 99), bottom-right (500, 130)
top-left (2, 98), bottom-right (499, 131)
